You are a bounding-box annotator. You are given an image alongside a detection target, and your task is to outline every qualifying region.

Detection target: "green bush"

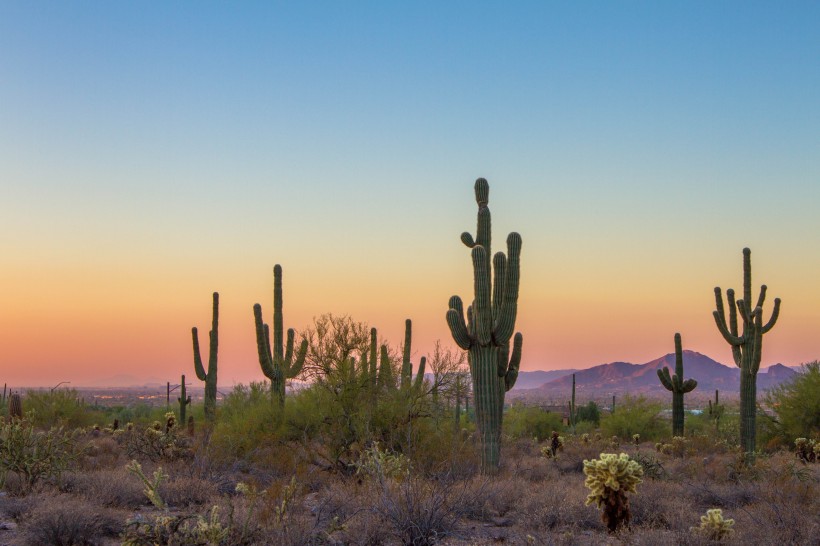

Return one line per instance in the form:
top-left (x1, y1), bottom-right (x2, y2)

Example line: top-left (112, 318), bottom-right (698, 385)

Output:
top-left (762, 361), bottom-right (820, 445)
top-left (210, 382), bottom-right (283, 461)
top-left (599, 395), bottom-right (665, 441)
top-left (0, 415), bottom-right (81, 492)
top-left (576, 401), bottom-right (601, 425)
top-left (24, 389), bottom-right (103, 429)
top-left (503, 403), bottom-right (564, 440)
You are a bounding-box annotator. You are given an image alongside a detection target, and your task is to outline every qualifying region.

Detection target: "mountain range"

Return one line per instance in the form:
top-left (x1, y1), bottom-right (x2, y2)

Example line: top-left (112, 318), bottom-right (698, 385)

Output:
top-left (509, 351), bottom-right (800, 404)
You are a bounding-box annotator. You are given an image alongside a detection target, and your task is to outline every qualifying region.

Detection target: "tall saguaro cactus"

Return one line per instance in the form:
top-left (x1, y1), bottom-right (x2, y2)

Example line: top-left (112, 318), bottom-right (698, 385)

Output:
top-left (400, 319), bottom-right (427, 392)
top-left (192, 292), bottom-right (219, 421)
top-left (657, 333), bottom-right (697, 436)
top-left (446, 178), bottom-right (523, 473)
top-left (713, 247), bottom-right (780, 462)
top-left (178, 374), bottom-right (191, 424)
top-left (568, 373), bottom-right (577, 431)
top-left (254, 264), bottom-right (308, 407)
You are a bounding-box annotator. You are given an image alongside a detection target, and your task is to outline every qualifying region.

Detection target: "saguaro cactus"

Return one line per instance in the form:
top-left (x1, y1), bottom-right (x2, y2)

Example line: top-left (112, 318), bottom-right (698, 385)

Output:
top-left (8, 392), bottom-right (22, 419)
top-left (254, 264), bottom-right (308, 407)
top-left (657, 333), bottom-right (697, 436)
top-left (568, 373), bottom-right (577, 431)
top-left (708, 389), bottom-right (723, 431)
top-left (446, 178), bottom-right (523, 473)
top-left (192, 292), bottom-right (219, 421)
top-left (713, 248), bottom-right (780, 462)
top-left (400, 319), bottom-right (427, 392)
top-left (178, 374), bottom-right (191, 424)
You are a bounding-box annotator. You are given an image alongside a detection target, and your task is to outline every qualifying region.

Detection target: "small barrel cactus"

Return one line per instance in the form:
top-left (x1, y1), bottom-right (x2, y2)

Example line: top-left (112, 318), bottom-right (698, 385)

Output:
top-left (691, 508), bottom-right (735, 541)
top-left (583, 453), bottom-right (644, 532)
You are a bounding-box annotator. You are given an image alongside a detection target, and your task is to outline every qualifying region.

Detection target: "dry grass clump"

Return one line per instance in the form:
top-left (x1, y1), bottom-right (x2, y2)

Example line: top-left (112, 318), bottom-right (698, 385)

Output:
top-left (60, 468), bottom-right (146, 508)
top-left (20, 494), bottom-right (123, 545)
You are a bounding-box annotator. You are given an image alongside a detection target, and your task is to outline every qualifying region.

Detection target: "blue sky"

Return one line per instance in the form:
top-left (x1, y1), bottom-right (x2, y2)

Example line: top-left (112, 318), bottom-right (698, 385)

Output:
top-left (1, 2), bottom-right (819, 385)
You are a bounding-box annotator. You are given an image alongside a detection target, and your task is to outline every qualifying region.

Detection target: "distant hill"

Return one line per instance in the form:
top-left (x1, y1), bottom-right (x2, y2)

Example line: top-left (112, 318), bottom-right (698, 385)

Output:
top-left (510, 369), bottom-right (579, 390)
top-left (509, 351), bottom-right (799, 404)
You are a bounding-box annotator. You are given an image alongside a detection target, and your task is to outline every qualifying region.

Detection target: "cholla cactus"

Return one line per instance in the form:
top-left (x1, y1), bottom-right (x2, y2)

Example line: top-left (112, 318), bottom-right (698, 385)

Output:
top-left (655, 442), bottom-right (663, 452)
top-left (583, 453), bottom-right (644, 533)
top-left (691, 508), bottom-right (735, 541)
top-left (609, 436), bottom-right (620, 449)
top-left (661, 436), bottom-right (689, 457)
top-left (126, 460), bottom-right (167, 510)
top-left (581, 433), bottom-right (591, 444)
top-left (354, 442), bottom-right (411, 481)
top-left (795, 438), bottom-right (817, 463)
top-left (632, 434), bottom-right (640, 446)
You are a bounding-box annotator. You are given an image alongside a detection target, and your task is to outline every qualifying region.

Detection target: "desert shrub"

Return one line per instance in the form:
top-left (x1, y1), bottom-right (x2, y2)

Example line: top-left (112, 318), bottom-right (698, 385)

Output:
top-left (21, 494), bottom-right (123, 545)
top-left (504, 403), bottom-right (565, 440)
top-left (762, 361), bottom-right (820, 446)
top-left (600, 395), bottom-right (666, 441)
top-left (60, 468), bottom-right (146, 508)
top-left (374, 476), bottom-right (467, 545)
top-left (24, 388), bottom-right (103, 429)
top-left (210, 381), bottom-right (283, 462)
top-left (576, 401), bottom-right (601, 425)
top-left (120, 413), bottom-right (192, 462)
top-left (0, 415), bottom-right (81, 492)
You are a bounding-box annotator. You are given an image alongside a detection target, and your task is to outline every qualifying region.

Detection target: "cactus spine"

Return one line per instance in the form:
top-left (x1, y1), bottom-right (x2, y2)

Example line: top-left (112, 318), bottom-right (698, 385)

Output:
top-left (192, 292), bottom-right (219, 421)
top-left (657, 333), bottom-right (697, 436)
top-left (713, 248), bottom-right (780, 462)
top-left (177, 374), bottom-right (191, 424)
top-left (446, 178), bottom-right (523, 473)
top-left (254, 265), bottom-right (308, 407)
top-left (8, 392), bottom-right (22, 419)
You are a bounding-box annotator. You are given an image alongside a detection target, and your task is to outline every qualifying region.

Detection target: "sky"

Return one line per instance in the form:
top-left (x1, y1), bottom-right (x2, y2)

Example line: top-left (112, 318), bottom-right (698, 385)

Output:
top-left (1, 2), bottom-right (819, 387)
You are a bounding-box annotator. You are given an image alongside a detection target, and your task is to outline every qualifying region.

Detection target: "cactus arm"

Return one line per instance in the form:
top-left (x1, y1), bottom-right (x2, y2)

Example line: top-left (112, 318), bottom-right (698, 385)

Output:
top-left (192, 328), bottom-right (208, 381)
top-left (413, 356), bottom-right (426, 391)
top-left (253, 304), bottom-right (274, 379)
top-left (494, 233), bottom-right (522, 343)
top-left (492, 252), bottom-right (506, 319)
top-left (657, 367), bottom-right (674, 390)
top-left (762, 298), bottom-right (781, 334)
top-left (284, 328), bottom-right (295, 366)
top-left (712, 310), bottom-right (743, 347)
top-left (682, 378), bottom-right (698, 393)
top-left (289, 338), bottom-right (308, 378)
top-left (755, 284), bottom-right (767, 309)
top-left (503, 332), bottom-right (522, 392)
top-left (751, 308), bottom-right (764, 375)
top-left (461, 232), bottom-right (476, 247)
top-left (737, 299), bottom-right (753, 327)
top-left (447, 297), bottom-right (473, 350)
top-left (472, 246), bottom-right (493, 345)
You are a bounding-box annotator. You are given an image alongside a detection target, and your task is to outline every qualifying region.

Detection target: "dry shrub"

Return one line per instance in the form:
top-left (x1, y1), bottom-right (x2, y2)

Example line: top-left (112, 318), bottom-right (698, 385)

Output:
top-left (160, 475), bottom-right (218, 507)
top-left (21, 494), bottom-right (123, 545)
top-left (374, 475), bottom-right (468, 545)
top-left (78, 435), bottom-right (123, 470)
top-left (517, 477), bottom-right (598, 533)
top-left (60, 468), bottom-right (144, 508)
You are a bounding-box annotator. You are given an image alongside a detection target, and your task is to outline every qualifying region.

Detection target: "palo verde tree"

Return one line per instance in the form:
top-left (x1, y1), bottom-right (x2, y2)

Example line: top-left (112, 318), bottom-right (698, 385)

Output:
top-left (446, 178), bottom-right (523, 473)
top-left (657, 333), bottom-right (697, 436)
top-left (712, 247), bottom-right (780, 462)
top-left (192, 292), bottom-right (219, 421)
top-left (254, 264), bottom-right (308, 407)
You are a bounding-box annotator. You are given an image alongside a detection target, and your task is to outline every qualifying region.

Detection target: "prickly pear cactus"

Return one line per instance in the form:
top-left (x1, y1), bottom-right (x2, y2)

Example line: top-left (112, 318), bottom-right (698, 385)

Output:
top-left (583, 453), bottom-right (644, 533)
top-left (691, 508), bottom-right (735, 541)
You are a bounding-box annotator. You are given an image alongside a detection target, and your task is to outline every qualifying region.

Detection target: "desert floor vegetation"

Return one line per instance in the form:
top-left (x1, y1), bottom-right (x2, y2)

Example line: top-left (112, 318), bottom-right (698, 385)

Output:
top-left (1, 383), bottom-right (818, 546)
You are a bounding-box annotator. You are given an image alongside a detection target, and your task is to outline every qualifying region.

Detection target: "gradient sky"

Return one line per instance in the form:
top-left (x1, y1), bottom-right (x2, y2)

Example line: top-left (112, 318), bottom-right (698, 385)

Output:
top-left (2, 2), bottom-right (819, 387)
